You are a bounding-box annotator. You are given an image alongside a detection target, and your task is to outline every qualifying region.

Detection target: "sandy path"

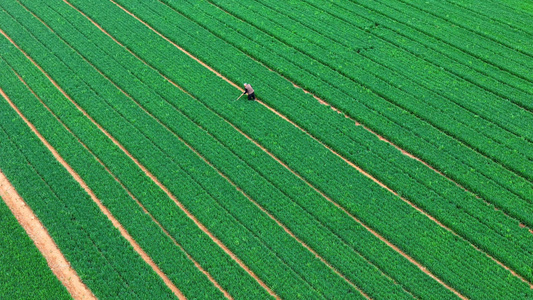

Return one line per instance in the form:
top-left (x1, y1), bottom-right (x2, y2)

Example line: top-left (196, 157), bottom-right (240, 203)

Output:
top-left (0, 170), bottom-right (96, 300)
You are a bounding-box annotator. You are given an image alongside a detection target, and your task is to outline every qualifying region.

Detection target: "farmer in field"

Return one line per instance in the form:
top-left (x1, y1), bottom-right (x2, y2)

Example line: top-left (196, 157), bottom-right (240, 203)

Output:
top-left (243, 83), bottom-right (255, 101)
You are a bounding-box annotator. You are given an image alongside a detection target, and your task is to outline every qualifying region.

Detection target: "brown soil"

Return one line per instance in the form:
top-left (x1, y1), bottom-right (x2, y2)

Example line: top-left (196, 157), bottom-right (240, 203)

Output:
top-left (0, 170), bottom-right (96, 300)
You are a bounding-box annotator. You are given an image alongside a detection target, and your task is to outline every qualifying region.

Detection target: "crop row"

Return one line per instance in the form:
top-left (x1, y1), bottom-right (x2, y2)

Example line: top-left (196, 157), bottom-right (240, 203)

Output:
top-left (4, 0), bottom-right (532, 296)
top-left (28, 0), bottom-right (462, 298)
top-left (494, 0), bottom-right (533, 19)
top-left (319, 0), bottom-right (533, 109)
top-left (197, 0), bottom-right (533, 187)
top-left (443, 0), bottom-right (533, 36)
top-left (0, 1), bottom-right (450, 298)
top-left (11, 0), bottom-right (436, 297)
top-left (298, 0), bottom-right (533, 157)
top-left (355, 0), bottom-right (533, 87)
top-left (112, 0), bottom-right (533, 276)
top-left (285, 0), bottom-right (533, 160)
top-left (182, 0), bottom-right (533, 215)
top-left (2, 1), bottom-right (386, 298)
top-left (46, 0), bottom-right (461, 298)
top-left (116, 0), bottom-right (533, 271)
top-left (246, 0), bottom-right (533, 147)
top-left (0, 50), bottom-right (237, 300)
top-left (58, 0), bottom-right (533, 298)
top-left (0, 57), bottom-right (175, 299)
top-left (0, 183), bottom-right (69, 300)
top-left (396, 0), bottom-right (533, 58)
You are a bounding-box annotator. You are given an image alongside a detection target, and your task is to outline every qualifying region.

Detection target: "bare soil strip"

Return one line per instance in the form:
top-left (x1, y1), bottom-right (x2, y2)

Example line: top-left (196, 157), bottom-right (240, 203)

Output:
top-left (8, 62), bottom-right (233, 300)
top-left (57, 0), bottom-right (532, 291)
top-left (0, 53), bottom-right (186, 300)
top-left (0, 170), bottom-right (96, 300)
top-left (0, 24), bottom-right (278, 299)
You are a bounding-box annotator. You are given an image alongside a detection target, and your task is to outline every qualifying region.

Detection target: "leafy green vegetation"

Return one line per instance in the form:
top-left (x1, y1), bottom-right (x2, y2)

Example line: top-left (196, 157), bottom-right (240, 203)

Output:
top-left (0, 0), bottom-right (532, 299)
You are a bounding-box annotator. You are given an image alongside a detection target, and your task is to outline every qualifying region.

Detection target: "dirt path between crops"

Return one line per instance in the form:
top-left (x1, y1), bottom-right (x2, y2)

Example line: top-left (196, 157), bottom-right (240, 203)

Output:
top-left (0, 171), bottom-right (96, 300)
top-left (0, 60), bottom-right (186, 299)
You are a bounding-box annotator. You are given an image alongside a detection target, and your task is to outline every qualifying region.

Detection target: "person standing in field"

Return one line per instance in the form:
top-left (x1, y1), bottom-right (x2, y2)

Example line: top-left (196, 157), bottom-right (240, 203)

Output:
top-left (243, 83), bottom-right (255, 101)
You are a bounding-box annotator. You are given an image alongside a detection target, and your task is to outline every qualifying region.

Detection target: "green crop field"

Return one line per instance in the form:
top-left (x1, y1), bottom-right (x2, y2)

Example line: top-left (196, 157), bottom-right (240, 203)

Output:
top-left (0, 0), bottom-right (532, 299)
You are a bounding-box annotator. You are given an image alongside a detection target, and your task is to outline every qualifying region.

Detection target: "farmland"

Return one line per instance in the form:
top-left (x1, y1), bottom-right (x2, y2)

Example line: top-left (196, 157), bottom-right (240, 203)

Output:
top-left (0, 0), bottom-right (532, 299)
